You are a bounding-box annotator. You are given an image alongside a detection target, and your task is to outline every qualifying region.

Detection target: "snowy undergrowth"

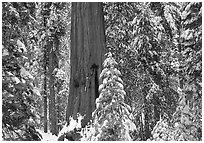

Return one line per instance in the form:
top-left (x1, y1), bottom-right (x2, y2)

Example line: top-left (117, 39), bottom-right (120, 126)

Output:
top-left (56, 53), bottom-right (136, 141)
top-left (58, 115), bottom-right (83, 137)
top-left (36, 116), bottom-right (83, 141)
top-left (80, 52), bottom-right (136, 141)
top-left (36, 129), bottom-right (58, 141)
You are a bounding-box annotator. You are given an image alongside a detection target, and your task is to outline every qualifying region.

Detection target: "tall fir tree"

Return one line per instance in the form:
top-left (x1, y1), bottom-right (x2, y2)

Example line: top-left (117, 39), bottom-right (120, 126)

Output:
top-left (87, 53), bottom-right (136, 141)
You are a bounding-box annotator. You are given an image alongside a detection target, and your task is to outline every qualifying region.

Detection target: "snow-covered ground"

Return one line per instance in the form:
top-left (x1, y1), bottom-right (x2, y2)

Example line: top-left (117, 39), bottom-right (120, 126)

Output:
top-left (36, 116), bottom-right (83, 141)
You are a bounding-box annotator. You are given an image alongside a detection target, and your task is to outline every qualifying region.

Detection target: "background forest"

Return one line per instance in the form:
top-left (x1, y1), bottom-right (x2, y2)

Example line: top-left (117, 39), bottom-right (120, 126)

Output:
top-left (2, 2), bottom-right (202, 141)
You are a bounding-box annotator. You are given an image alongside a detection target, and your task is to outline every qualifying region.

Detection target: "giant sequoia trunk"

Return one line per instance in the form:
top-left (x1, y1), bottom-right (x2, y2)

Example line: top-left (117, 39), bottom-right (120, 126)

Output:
top-left (66, 2), bottom-right (105, 127)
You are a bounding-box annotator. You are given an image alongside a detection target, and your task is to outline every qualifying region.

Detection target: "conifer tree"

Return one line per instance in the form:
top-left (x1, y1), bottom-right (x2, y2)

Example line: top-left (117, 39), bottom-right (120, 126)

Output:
top-left (89, 52), bottom-right (136, 141)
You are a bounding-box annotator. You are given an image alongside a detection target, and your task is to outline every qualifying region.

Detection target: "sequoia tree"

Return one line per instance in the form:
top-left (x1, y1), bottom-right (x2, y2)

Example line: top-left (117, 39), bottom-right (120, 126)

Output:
top-left (66, 2), bottom-right (105, 127)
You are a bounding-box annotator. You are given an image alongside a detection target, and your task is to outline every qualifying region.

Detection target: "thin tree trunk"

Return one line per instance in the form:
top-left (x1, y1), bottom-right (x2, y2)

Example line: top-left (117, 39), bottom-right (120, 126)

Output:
top-left (144, 98), bottom-right (151, 140)
top-left (43, 46), bottom-right (48, 133)
top-left (140, 112), bottom-right (145, 140)
top-left (43, 96), bottom-right (48, 133)
top-left (178, 18), bottom-right (183, 91)
top-left (153, 94), bottom-right (160, 124)
top-left (48, 36), bottom-right (59, 135)
top-left (57, 95), bottom-right (60, 132)
top-left (49, 62), bottom-right (56, 135)
top-left (142, 86), bottom-right (151, 140)
top-left (66, 2), bottom-right (105, 127)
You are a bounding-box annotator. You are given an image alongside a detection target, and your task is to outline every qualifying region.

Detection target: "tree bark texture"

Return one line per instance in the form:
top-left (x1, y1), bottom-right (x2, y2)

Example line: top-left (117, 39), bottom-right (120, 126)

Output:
top-left (66, 2), bottom-right (105, 127)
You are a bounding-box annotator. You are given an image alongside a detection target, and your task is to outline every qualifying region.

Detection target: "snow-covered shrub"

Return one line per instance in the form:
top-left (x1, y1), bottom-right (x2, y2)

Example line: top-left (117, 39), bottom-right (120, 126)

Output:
top-left (80, 120), bottom-right (96, 141)
top-left (57, 114), bottom-right (83, 141)
top-left (81, 52), bottom-right (136, 141)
